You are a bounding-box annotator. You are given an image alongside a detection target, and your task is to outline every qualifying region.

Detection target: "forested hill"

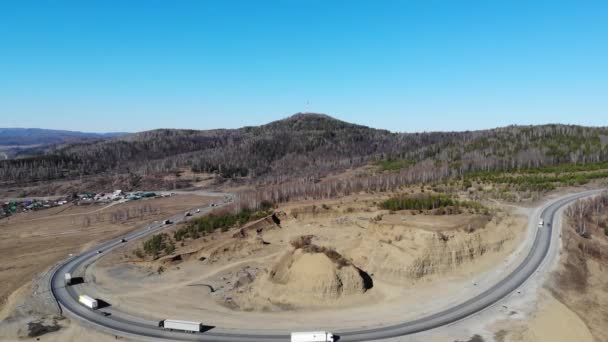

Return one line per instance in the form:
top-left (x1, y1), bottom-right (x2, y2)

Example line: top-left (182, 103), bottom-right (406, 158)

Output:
top-left (0, 128), bottom-right (128, 160)
top-left (0, 128), bottom-right (127, 146)
top-left (1, 113), bottom-right (608, 186)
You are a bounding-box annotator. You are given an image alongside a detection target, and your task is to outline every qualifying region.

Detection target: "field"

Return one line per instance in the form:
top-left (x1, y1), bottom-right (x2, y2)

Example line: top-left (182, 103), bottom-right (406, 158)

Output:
top-left (0, 194), bottom-right (214, 318)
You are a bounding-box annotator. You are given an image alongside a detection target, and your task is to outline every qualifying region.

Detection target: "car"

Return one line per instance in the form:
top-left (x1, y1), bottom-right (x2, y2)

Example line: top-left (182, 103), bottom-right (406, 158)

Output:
top-left (164, 219), bottom-right (172, 225)
top-left (97, 250), bottom-right (102, 254)
top-left (120, 238), bottom-right (127, 243)
top-left (196, 209), bottom-right (201, 213)
top-left (185, 211), bottom-right (192, 217)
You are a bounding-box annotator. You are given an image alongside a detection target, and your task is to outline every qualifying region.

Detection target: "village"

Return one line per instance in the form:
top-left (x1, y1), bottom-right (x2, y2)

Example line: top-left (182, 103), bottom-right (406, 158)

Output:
top-left (0, 190), bottom-right (174, 219)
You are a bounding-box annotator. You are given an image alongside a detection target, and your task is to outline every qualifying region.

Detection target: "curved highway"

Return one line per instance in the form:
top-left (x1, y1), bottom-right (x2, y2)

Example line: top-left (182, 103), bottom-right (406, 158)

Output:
top-left (50, 189), bottom-right (603, 341)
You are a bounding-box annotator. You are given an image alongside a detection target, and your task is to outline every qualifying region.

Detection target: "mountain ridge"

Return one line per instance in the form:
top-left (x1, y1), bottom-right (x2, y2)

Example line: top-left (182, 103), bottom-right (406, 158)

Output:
top-left (1, 113), bottom-right (608, 189)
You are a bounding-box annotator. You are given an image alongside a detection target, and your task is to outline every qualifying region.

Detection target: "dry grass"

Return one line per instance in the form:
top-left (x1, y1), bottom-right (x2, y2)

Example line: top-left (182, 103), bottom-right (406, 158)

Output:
top-left (549, 221), bottom-right (608, 341)
top-left (0, 195), bottom-right (213, 309)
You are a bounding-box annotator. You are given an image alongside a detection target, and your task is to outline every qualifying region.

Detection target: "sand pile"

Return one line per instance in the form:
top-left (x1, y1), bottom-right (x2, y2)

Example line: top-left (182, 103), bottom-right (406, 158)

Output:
top-left (267, 248), bottom-right (368, 298)
top-left (222, 236), bottom-right (372, 310)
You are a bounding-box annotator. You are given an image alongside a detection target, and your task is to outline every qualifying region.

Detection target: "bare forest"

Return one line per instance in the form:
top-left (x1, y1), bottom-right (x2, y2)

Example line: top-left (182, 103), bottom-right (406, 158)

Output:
top-left (2, 114), bottom-right (608, 208)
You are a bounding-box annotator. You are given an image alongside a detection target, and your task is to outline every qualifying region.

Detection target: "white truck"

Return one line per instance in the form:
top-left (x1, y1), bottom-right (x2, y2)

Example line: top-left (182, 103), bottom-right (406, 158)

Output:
top-left (78, 295), bottom-right (98, 309)
top-left (158, 319), bottom-right (202, 333)
top-left (64, 273), bottom-right (72, 286)
top-left (291, 331), bottom-right (335, 342)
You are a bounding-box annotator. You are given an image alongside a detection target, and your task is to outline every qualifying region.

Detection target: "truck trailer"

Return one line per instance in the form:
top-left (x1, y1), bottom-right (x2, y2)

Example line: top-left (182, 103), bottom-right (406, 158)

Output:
top-left (64, 273), bottom-right (72, 286)
top-left (158, 319), bottom-right (202, 333)
top-left (291, 331), bottom-right (335, 342)
top-left (78, 295), bottom-right (98, 309)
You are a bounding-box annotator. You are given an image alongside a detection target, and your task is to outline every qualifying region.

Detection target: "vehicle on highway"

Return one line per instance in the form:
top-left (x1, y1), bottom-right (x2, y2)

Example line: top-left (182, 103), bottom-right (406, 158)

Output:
top-left (164, 219), bottom-right (172, 225)
top-left (158, 319), bottom-right (202, 333)
top-left (64, 273), bottom-right (72, 285)
top-left (120, 238), bottom-right (127, 243)
top-left (185, 211), bottom-right (192, 216)
top-left (291, 331), bottom-right (335, 342)
top-left (97, 250), bottom-right (102, 254)
top-left (196, 209), bottom-right (201, 213)
top-left (49, 191), bottom-right (601, 342)
top-left (538, 219), bottom-right (544, 228)
top-left (78, 295), bottom-right (98, 309)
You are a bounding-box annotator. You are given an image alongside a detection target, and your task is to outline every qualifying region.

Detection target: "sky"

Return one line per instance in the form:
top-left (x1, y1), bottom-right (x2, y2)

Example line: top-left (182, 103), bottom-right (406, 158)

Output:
top-left (0, 0), bottom-right (607, 133)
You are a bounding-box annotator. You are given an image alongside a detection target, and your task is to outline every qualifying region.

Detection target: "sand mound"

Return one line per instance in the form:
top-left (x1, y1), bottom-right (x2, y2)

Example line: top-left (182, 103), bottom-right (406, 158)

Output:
top-left (268, 249), bottom-right (369, 298)
top-left (223, 240), bottom-right (372, 310)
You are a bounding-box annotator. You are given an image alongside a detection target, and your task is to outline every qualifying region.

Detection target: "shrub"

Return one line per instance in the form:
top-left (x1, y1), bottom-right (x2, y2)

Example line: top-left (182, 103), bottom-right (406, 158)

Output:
top-left (381, 194), bottom-right (454, 211)
top-left (143, 233), bottom-right (168, 256)
top-left (172, 208), bottom-right (270, 241)
top-left (165, 240), bottom-right (175, 254)
top-left (375, 159), bottom-right (414, 171)
top-left (133, 248), bottom-right (144, 258)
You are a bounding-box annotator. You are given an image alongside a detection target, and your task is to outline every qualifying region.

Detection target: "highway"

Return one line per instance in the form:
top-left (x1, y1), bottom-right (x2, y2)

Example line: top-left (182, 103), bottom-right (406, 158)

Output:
top-left (50, 189), bottom-right (603, 341)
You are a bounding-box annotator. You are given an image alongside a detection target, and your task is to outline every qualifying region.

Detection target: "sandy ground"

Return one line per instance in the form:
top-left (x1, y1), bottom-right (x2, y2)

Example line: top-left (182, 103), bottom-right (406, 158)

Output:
top-left (0, 318), bottom-right (137, 342)
top-left (513, 291), bottom-right (593, 342)
top-left (0, 194), bottom-right (215, 340)
top-left (72, 194), bottom-right (529, 333)
top-left (3, 190), bottom-right (603, 342)
top-left (412, 195), bottom-right (598, 342)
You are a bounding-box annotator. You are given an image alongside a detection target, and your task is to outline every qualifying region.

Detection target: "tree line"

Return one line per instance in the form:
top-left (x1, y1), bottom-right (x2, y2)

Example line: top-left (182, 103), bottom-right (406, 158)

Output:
top-left (2, 114), bottom-right (608, 197)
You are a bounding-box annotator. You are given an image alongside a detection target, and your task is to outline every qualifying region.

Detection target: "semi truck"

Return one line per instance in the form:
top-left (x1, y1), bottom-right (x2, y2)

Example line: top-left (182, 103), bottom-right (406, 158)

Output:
top-left (64, 273), bottom-right (72, 286)
top-left (158, 319), bottom-right (202, 333)
top-left (291, 331), bottom-right (335, 342)
top-left (78, 295), bottom-right (98, 309)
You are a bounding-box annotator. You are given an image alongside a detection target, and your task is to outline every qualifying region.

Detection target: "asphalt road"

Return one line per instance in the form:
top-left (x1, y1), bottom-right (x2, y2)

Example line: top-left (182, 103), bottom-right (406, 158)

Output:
top-left (50, 189), bottom-right (603, 341)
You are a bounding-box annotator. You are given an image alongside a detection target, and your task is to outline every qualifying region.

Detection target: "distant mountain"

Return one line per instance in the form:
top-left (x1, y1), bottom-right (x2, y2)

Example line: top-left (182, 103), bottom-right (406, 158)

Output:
top-left (0, 128), bottom-right (128, 146)
top-left (0, 114), bottom-right (607, 188)
top-left (0, 128), bottom-right (129, 160)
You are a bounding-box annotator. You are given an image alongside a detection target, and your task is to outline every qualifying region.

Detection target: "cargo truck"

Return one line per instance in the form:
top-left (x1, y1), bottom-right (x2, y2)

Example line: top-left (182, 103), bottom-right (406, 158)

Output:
top-left (78, 295), bottom-right (98, 309)
top-left (291, 331), bottom-right (335, 342)
top-left (64, 273), bottom-right (72, 285)
top-left (158, 319), bottom-right (202, 333)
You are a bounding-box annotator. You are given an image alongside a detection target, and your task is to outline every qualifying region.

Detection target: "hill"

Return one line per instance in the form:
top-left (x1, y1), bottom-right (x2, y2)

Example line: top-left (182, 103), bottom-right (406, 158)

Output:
top-left (0, 128), bottom-right (128, 160)
top-left (0, 128), bottom-right (126, 146)
top-left (1, 114), bottom-right (607, 197)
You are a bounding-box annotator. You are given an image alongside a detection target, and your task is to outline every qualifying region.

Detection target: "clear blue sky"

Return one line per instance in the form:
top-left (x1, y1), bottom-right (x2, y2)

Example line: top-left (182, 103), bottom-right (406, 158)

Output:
top-left (1, 0), bottom-right (607, 133)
